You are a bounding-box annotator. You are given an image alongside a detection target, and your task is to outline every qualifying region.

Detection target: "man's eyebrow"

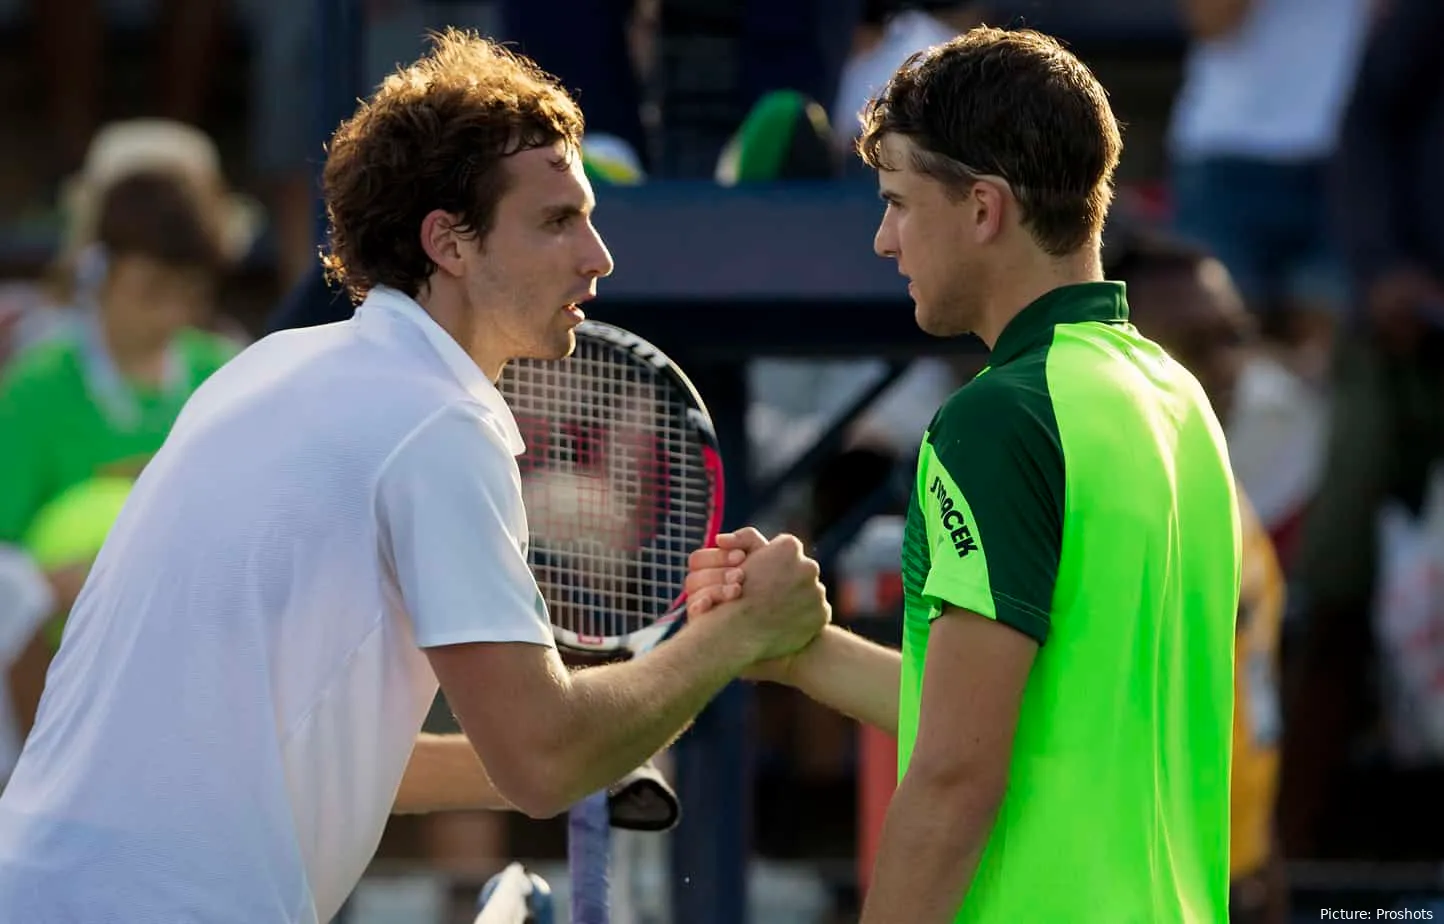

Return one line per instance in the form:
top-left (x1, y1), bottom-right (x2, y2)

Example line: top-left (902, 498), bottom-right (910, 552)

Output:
top-left (878, 188), bottom-right (903, 203)
top-left (541, 200), bottom-right (593, 221)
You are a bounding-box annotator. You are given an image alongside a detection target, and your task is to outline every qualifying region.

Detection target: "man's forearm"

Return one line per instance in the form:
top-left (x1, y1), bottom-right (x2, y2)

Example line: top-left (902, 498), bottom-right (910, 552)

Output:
top-left (860, 774), bottom-right (999, 924)
top-left (394, 733), bottom-right (513, 814)
top-left (790, 626), bottom-right (900, 735)
top-left (538, 619), bottom-right (753, 812)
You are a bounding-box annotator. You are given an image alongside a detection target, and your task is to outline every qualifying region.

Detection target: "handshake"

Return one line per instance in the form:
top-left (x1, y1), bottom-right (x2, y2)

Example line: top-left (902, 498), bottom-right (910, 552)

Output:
top-left (681, 528), bottom-right (832, 684)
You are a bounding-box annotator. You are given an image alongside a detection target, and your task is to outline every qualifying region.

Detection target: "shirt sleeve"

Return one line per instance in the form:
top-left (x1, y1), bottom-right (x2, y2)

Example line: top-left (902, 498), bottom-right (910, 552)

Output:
top-left (918, 374), bottom-right (1065, 643)
top-left (375, 402), bottom-right (554, 649)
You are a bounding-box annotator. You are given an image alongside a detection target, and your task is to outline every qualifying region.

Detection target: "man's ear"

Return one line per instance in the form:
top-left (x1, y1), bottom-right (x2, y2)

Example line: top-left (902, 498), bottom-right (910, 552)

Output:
top-left (969, 179), bottom-right (1009, 246)
top-left (420, 209), bottom-right (467, 279)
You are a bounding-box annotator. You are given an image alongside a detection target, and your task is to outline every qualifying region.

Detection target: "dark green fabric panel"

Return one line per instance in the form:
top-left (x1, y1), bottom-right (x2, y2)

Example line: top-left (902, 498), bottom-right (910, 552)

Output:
top-left (926, 345), bottom-right (1065, 641)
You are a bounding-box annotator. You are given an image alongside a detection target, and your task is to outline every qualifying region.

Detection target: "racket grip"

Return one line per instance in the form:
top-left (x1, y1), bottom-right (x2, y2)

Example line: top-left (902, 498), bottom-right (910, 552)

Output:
top-left (568, 790), bottom-right (612, 924)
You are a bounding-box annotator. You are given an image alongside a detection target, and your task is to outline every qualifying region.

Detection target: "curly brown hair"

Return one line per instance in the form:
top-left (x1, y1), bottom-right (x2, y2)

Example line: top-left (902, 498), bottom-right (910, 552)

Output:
top-left (320, 28), bottom-right (585, 301)
top-left (858, 27), bottom-right (1123, 256)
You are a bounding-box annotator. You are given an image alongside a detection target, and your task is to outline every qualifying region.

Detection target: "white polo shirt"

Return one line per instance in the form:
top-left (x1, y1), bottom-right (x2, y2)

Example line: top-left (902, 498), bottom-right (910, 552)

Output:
top-left (0, 287), bottom-right (553, 924)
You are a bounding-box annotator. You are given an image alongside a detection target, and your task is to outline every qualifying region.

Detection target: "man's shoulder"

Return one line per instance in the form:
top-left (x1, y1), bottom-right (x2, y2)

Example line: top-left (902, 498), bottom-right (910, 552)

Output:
top-left (926, 360), bottom-right (1057, 449)
top-left (374, 400), bottom-right (527, 540)
top-left (920, 366), bottom-right (1066, 519)
top-left (233, 318), bottom-right (470, 409)
top-left (385, 400), bottom-right (518, 477)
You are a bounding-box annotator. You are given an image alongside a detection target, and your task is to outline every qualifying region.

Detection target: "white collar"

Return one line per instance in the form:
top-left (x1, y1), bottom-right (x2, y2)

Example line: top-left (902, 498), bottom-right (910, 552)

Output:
top-left (358, 286), bottom-right (526, 455)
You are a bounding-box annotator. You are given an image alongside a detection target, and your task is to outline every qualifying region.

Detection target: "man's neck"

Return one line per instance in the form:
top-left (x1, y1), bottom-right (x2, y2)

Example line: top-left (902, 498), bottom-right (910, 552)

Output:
top-left (414, 281), bottom-right (507, 382)
top-left (974, 247), bottom-right (1104, 348)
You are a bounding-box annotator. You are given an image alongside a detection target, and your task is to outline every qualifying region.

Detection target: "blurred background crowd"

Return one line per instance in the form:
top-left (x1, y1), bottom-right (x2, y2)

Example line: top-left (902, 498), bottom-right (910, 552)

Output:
top-left (1, 0), bottom-right (1442, 922)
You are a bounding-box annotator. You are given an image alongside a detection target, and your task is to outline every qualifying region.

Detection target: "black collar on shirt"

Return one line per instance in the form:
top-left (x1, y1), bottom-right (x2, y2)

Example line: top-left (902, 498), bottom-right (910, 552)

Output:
top-left (987, 281), bottom-right (1130, 368)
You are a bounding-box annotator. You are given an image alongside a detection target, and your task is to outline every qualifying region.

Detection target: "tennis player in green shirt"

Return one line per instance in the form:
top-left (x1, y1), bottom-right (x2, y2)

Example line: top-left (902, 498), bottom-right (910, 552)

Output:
top-left (690, 27), bottom-right (1240, 924)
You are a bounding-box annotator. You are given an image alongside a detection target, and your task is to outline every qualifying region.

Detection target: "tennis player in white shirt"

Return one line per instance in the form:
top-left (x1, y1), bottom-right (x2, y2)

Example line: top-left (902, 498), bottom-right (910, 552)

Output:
top-left (0, 30), bottom-right (829, 924)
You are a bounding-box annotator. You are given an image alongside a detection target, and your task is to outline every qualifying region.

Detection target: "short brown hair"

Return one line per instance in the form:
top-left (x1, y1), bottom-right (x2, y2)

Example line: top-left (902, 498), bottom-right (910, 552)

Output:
top-left (858, 26), bottom-right (1123, 256)
top-left (95, 169), bottom-right (225, 273)
top-left (321, 29), bottom-right (585, 301)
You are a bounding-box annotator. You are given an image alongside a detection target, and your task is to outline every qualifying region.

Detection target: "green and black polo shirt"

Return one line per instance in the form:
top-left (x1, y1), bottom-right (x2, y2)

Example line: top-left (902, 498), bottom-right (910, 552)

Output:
top-left (898, 281), bottom-right (1241, 923)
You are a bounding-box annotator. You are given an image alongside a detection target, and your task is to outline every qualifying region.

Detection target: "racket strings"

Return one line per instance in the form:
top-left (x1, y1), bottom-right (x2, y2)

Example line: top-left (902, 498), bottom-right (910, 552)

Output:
top-left (502, 337), bottom-right (713, 642)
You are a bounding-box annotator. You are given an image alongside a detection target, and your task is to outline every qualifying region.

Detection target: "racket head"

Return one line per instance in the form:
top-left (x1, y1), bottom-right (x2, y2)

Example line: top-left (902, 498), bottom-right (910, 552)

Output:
top-left (498, 321), bottom-right (725, 658)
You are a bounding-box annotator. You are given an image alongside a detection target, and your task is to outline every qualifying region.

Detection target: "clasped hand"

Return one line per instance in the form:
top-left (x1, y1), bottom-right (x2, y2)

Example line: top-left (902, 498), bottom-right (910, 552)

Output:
top-left (682, 528), bottom-right (830, 681)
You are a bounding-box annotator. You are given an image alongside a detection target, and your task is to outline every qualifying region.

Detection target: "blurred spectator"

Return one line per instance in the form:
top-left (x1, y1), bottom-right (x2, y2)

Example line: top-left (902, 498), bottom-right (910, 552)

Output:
top-left (9, 119), bottom-right (260, 346)
top-left (1167, 0), bottom-right (1370, 378)
top-left (1107, 228), bottom-right (1288, 924)
top-left (55, 120), bottom-right (261, 284)
top-left (1283, 0), bottom-right (1444, 859)
top-left (0, 118), bottom-right (256, 742)
top-left (1168, 0), bottom-right (1371, 573)
top-left (1221, 330), bottom-right (1328, 567)
top-left (0, 167), bottom-right (240, 737)
top-left (2, 119), bottom-right (256, 366)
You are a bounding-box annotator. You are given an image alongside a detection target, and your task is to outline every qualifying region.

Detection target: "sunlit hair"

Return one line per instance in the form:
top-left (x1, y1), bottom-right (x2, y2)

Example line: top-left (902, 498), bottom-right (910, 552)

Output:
top-left (321, 28), bottom-right (585, 301)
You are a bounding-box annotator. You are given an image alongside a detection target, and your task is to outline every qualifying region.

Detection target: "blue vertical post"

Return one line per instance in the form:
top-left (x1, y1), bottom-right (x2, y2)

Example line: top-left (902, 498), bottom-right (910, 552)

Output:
top-left (671, 362), bottom-right (753, 924)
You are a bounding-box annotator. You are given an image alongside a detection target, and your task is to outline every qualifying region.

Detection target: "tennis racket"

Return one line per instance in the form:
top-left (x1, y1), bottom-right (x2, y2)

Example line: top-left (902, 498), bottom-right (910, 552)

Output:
top-left (497, 320), bottom-right (725, 924)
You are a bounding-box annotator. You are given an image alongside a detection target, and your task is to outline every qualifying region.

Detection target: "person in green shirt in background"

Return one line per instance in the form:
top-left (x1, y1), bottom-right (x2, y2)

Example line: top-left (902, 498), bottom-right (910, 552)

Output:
top-left (0, 167), bottom-right (239, 734)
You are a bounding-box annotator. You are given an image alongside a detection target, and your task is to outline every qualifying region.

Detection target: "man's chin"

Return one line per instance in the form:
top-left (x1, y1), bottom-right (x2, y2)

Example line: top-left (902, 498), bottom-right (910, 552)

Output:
top-left (542, 329), bottom-right (576, 361)
top-left (508, 331), bottom-right (576, 366)
top-left (915, 303), bottom-right (970, 339)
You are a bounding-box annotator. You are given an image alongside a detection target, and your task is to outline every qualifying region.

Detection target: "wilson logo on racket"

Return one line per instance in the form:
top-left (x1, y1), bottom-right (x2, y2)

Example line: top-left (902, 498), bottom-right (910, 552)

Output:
top-left (929, 475), bottom-right (977, 558)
